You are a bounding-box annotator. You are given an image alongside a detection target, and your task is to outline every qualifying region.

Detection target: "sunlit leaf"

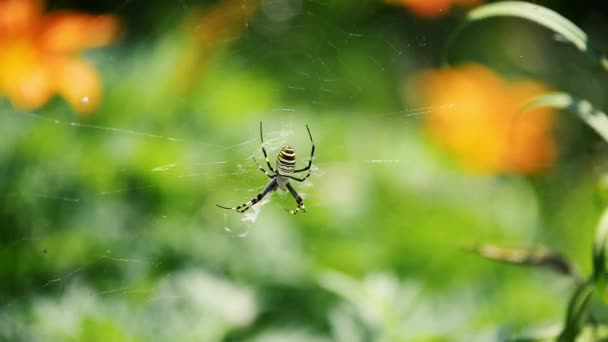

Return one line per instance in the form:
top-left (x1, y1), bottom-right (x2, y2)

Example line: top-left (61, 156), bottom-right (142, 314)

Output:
top-left (468, 1), bottom-right (586, 51)
top-left (450, 1), bottom-right (608, 70)
top-left (521, 92), bottom-right (608, 144)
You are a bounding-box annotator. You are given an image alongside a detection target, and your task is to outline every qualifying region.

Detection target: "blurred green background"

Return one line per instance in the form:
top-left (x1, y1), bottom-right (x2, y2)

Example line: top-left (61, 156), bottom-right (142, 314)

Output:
top-left (1, 0), bottom-right (608, 340)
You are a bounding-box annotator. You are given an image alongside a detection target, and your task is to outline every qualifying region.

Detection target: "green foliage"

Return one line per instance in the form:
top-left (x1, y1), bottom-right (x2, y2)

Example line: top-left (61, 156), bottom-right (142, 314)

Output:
top-left (450, 1), bottom-right (608, 340)
top-left (1, 1), bottom-right (607, 341)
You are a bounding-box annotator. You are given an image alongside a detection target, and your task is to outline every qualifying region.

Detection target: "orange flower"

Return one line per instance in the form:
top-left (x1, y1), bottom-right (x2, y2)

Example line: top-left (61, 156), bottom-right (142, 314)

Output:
top-left (386, 0), bottom-right (484, 18)
top-left (0, 0), bottom-right (119, 114)
top-left (173, 0), bottom-right (260, 92)
top-left (410, 64), bottom-right (556, 174)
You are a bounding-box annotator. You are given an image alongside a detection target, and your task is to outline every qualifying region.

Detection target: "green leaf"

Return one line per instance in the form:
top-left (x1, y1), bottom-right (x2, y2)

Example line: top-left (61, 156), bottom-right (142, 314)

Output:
top-left (558, 281), bottom-right (594, 342)
top-left (467, 1), bottom-right (587, 52)
top-left (448, 1), bottom-right (608, 70)
top-left (593, 207), bottom-right (608, 302)
top-left (521, 92), bottom-right (608, 144)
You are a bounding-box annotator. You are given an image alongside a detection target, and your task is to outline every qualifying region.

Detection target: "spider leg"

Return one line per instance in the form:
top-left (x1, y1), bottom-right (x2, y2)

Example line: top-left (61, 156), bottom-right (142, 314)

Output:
top-left (284, 175), bottom-right (309, 182)
top-left (251, 156), bottom-right (274, 179)
top-left (217, 178), bottom-right (278, 213)
top-left (293, 124), bottom-right (315, 182)
top-left (285, 181), bottom-right (306, 214)
top-left (260, 122), bottom-right (276, 174)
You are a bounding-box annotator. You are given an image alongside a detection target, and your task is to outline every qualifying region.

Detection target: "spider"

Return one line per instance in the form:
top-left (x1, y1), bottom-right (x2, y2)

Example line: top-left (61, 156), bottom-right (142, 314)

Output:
top-left (217, 122), bottom-right (315, 215)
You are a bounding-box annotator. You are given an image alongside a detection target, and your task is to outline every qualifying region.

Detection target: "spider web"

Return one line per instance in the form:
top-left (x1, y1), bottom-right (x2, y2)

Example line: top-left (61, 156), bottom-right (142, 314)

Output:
top-left (0, 0), bottom-right (577, 340)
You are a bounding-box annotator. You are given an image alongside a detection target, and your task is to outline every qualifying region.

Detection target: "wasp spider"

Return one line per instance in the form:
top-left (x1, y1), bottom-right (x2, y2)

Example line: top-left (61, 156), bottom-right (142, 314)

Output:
top-left (217, 122), bottom-right (315, 215)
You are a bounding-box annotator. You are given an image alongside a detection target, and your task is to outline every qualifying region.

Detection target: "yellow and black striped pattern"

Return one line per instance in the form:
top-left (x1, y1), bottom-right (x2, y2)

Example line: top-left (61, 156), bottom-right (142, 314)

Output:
top-left (216, 122), bottom-right (314, 215)
top-left (276, 146), bottom-right (296, 174)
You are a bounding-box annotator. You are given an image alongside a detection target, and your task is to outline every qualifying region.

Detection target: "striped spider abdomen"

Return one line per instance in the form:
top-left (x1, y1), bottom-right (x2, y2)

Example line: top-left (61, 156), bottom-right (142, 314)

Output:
top-left (277, 146), bottom-right (296, 174)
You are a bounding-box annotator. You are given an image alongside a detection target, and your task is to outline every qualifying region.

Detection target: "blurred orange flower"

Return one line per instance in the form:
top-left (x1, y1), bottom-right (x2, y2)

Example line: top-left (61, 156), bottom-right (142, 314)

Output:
top-left (386, 0), bottom-right (483, 18)
top-left (0, 0), bottom-right (119, 114)
top-left (410, 64), bottom-right (556, 174)
top-left (174, 0), bottom-right (260, 92)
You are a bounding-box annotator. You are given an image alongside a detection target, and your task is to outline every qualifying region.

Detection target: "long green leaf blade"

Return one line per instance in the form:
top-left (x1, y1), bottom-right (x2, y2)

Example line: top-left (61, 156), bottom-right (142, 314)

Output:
top-left (453, 1), bottom-right (608, 70)
top-left (521, 92), bottom-right (608, 144)
top-left (467, 1), bottom-right (587, 52)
